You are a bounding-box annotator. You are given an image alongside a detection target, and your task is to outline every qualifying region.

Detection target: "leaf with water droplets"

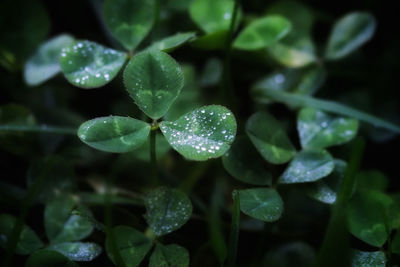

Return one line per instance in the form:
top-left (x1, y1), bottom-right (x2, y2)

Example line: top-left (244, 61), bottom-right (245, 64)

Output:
top-left (105, 226), bottom-right (152, 267)
top-left (47, 242), bottom-right (102, 262)
top-left (351, 250), bottom-right (386, 267)
top-left (149, 244), bottom-right (190, 267)
top-left (149, 32), bottom-right (197, 52)
top-left (222, 136), bottom-right (272, 185)
top-left (144, 187), bottom-right (192, 236)
top-left (60, 40), bottom-right (127, 89)
top-left (233, 16), bottom-right (291, 50)
top-left (160, 105), bottom-right (237, 161)
top-left (24, 34), bottom-right (75, 86)
top-left (238, 188), bottom-right (283, 222)
top-left (78, 116), bottom-right (150, 153)
top-left (246, 111), bottom-right (295, 164)
top-left (298, 107), bottom-right (359, 149)
top-left (325, 12), bottom-right (376, 60)
top-left (25, 250), bottom-right (79, 267)
top-left (279, 149), bottom-right (334, 184)
top-left (103, 0), bottom-right (156, 51)
top-left (0, 213), bottom-right (43, 255)
top-left (124, 49), bottom-right (184, 119)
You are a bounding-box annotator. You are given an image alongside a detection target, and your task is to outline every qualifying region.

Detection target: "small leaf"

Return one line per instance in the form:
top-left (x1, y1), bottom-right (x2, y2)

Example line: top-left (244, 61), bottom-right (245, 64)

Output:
top-left (149, 32), bottom-right (197, 52)
top-left (160, 105), bottom-right (237, 161)
top-left (279, 149), bottom-right (335, 184)
top-left (325, 12), bottom-right (376, 60)
top-left (103, 0), bottom-right (156, 51)
top-left (60, 40), bottom-right (127, 89)
top-left (24, 34), bottom-right (75, 86)
top-left (149, 244), bottom-right (190, 267)
top-left (233, 16), bottom-right (291, 50)
top-left (105, 226), bottom-right (152, 267)
top-left (222, 136), bottom-right (272, 185)
top-left (351, 250), bottom-right (386, 267)
top-left (246, 111), bottom-right (295, 164)
top-left (144, 187), bottom-right (192, 236)
top-left (238, 188), bottom-right (283, 222)
top-left (25, 250), bottom-right (79, 267)
top-left (78, 116), bottom-right (150, 153)
top-left (44, 194), bottom-right (93, 244)
top-left (47, 242), bottom-right (102, 261)
top-left (0, 213), bottom-right (43, 255)
top-left (297, 107), bottom-right (359, 149)
top-left (124, 49), bottom-right (184, 119)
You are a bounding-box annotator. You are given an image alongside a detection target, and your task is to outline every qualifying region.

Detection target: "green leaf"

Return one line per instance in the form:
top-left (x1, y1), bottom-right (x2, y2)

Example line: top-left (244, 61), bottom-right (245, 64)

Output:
top-left (233, 16), bottom-right (291, 50)
top-left (47, 242), bottom-right (102, 262)
top-left (60, 40), bottom-right (127, 89)
top-left (222, 136), bottom-right (272, 185)
top-left (297, 107), bottom-right (359, 149)
top-left (246, 111), bottom-right (295, 164)
top-left (144, 187), bottom-right (192, 236)
top-left (0, 213), bottom-right (43, 255)
top-left (190, 30), bottom-right (229, 50)
top-left (78, 116), bottom-right (150, 153)
top-left (149, 244), bottom-right (190, 267)
top-left (189, 0), bottom-right (241, 34)
top-left (356, 170), bottom-right (389, 192)
top-left (44, 194), bottom-right (93, 244)
top-left (160, 105), bottom-right (237, 161)
top-left (351, 250), bottom-right (386, 267)
top-left (124, 49), bottom-right (184, 119)
top-left (24, 34), bottom-right (75, 86)
top-left (103, 0), bottom-right (156, 51)
top-left (105, 226), bottom-right (152, 267)
top-left (125, 133), bottom-right (171, 162)
top-left (25, 250), bottom-right (79, 267)
top-left (279, 149), bottom-right (334, 184)
top-left (325, 12), bottom-right (376, 60)
top-left (392, 231), bottom-right (400, 255)
top-left (149, 32), bottom-right (197, 52)
top-left (238, 188), bottom-right (283, 222)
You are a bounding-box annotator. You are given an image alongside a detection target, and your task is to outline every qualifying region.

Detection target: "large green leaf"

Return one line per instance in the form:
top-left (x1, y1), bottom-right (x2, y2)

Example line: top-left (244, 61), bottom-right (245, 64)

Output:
top-left (78, 116), bottom-right (150, 153)
top-left (0, 213), bottom-right (43, 255)
top-left (47, 242), bottom-right (102, 262)
top-left (237, 188), bottom-right (283, 222)
top-left (103, 0), bottom-right (156, 51)
top-left (144, 187), bottom-right (192, 236)
top-left (233, 16), bottom-right (291, 50)
top-left (44, 195), bottom-right (93, 244)
top-left (351, 250), bottom-right (386, 267)
top-left (124, 49), bottom-right (184, 119)
top-left (246, 111), bottom-right (295, 164)
top-left (60, 40), bottom-right (127, 89)
top-left (222, 136), bottom-right (272, 185)
top-left (24, 34), bottom-right (74, 86)
top-left (160, 105), bottom-right (237, 161)
top-left (297, 107), bottom-right (359, 149)
top-left (149, 244), bottom-right (190, 267)
top-left (105, 226), bottom-right (152, 267)
top-left (279, 149), bottom-right (334, 183)
top-left (149, 32), bottom-right (197, 52)
top-left (325, 12), bottom-right (376, 60)
top-left (25, 250), bottom-right (79, 267)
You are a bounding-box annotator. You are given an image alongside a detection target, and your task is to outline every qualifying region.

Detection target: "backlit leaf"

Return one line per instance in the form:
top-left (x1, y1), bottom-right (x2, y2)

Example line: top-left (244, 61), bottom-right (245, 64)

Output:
top-left (47, 242), bottom-right (102, 261)
top-left (149, 32), bottom-right (197, 52)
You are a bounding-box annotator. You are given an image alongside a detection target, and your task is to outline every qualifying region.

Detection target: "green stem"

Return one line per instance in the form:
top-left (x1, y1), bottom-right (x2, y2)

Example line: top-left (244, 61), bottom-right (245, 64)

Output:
top-left (0, 125), bottom-right (77, 135)
top-left (227, 190), bottom-right (240, 267)
top-left (254, 89), bottom-right (400, 133)
top-left (150, 129), bottom-right (158, 184)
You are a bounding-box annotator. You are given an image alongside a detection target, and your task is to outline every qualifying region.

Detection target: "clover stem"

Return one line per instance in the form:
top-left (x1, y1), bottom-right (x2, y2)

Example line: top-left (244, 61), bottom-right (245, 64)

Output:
top-left (150, 121), bottom-right (158, 185)
top-left (227, 190), bottom-right (240, 267)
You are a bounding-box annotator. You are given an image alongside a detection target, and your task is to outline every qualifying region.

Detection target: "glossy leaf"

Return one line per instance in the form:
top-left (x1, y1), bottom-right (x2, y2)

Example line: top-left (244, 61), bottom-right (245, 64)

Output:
top-left (25, 250), bottom-right (79, 267)
top-left (222, 136), bottom-right (272, 185)
top-left (47, 242), bottom-right (102, 261)
top-left (160, 105), bottom-right (237, 161)
top-left (103, 0), bottom-right (156, 51)
top-left (124, 49), bottom-right (184, 119)
top-left (105, 226), bottom-right (152, 267)
top-left (149, 32), bottom-right (197, 52)
top-left (44, 195), bottom-right (93, 244)
top-left (78, 116), bottom-right (150, 153)
top-left (246, 111), bottom-right (295, 164)
top-left (351, 250), bottom-right (386, 267)
top-left (144, 187), bottom-right (192, 236)
top-left (149, 244), bottom-right (190, 267)
top-left (279, 149), bottom-right (334, 184)
top-left (238, 188), bottom-right (283, 222)
top-left (0, 213), bottom-right (43, 255)
top-left (297, 107), bottom-right (359, 149)
top-left (325, 12), bottom-right (376, 60)
top-left (60, 40), bottom-right (127, 88)
top-left (24, 34), bottom-right (74, 86)
top-left (233, 16), bottom-right (291, 50)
